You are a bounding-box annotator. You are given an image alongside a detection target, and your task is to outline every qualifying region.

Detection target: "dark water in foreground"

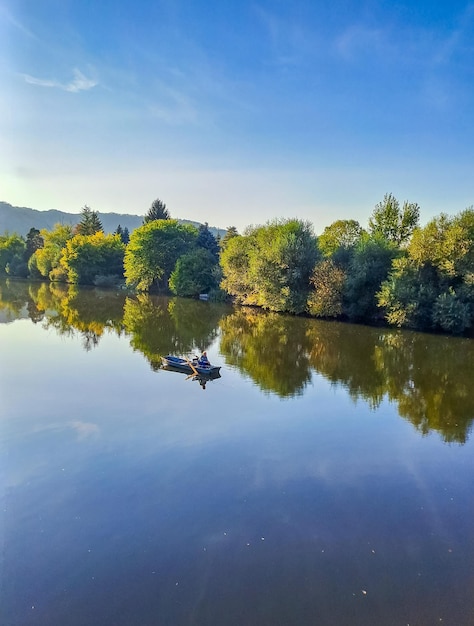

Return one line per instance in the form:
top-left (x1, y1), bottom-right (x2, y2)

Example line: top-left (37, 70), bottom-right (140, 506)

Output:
top-left (1, 280), bottom-right (474, 625)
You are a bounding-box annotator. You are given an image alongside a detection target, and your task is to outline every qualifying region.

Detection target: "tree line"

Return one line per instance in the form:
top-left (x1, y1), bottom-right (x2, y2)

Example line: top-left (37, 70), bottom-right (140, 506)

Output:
top-left (1, 195), bottom-right (473, 335)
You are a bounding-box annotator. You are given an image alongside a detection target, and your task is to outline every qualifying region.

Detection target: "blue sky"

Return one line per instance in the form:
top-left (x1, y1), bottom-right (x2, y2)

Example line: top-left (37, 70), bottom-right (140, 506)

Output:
top-left (1, 0), bottom-right (473, 233)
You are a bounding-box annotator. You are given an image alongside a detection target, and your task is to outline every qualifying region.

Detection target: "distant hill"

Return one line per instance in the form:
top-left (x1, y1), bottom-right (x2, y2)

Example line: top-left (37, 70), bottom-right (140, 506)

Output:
top-left (0, 202), bottom-right (226, 239)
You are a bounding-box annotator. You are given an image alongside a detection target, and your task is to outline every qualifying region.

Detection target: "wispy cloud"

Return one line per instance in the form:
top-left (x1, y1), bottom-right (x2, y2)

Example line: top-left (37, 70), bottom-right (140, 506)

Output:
top-left (148, 85), bottom-right (198, 125)
top-left (335, 25), bottom-right (392, 62)
top-left (433, 3), bottom-right (474, 65)
top-left (0, 4), bottom-right (39, 41)
top-left (22, 68), bottom-right (98, 92)
top-left (253, 4), bottom-right (315, 67)
top-left (70, 420), bottom-right (100, 441)
top-left (336, 3), bottom-right (474, 69)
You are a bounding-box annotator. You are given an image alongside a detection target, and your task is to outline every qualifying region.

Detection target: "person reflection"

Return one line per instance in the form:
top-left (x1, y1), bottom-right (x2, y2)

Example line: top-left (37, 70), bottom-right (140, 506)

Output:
top-left (196, 376), bottom-right (207, 390)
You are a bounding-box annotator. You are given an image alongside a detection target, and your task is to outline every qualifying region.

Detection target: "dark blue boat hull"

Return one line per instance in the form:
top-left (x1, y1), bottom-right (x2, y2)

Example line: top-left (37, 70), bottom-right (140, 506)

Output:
top-left (161, 355), bottom-right (221, 376)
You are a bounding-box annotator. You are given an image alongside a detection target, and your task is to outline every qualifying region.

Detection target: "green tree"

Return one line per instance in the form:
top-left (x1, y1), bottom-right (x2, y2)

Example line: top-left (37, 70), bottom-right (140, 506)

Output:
top-left (143, 198), bottom-right (170, 223)
top-left (432, 289), bottom-right (471, 335)
top-left (344, 234), bottom-right (398, 321)
top-left (408, 214), bottom-right (454, 274)
top-left (377, 257), bottom-right (438, 329)
top-left (307, 259), bottom-right (346, 317)
top-left (409, 210), bottom-right (474, 279)
top-left (75, 205), bottom-right (103, 236)
top-left (220, 226), bottom-right (239, 250)
top-left (251, 219), bottom-right (318, 313)
top-left (169, 248), bottom-right (218, 297)
top-left (60, 232), bottom-right (125, 284)
top-left (220, 234), bottom-right (255, 304)
top-left (368, 193), bottom-right (420, 247)
top-left (0, 233), bottom-right (27, 276)
top-left (124, 220), bottom-right (197, 291)
top-left (31, 224), bottom-right (74, 279)
top-left (25, 227), bottom-right (44, 261)
top-left (196, 223), bottom-right (219, 261)
top-left (114, 225), bottom-right (130, 245)
top-left (220, 219), bottom-right (318, 314)
top-left (27, 252), bottom-right (43, 279)
top-left (378, 209), bottom-right (474, 333)
top-left (318, 220), bottom-right (364, 257)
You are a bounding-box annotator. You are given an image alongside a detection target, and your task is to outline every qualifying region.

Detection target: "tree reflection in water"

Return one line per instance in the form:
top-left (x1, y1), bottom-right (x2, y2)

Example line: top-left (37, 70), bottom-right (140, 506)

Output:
top-left (123, 294), bottom-right (227, 370)
top-left (1, 279), bottom-right (473, 443)
top-left (30, 281), bottom-right (127, 350)
top-left (220, 309), bottom-right (474, 443)
top-left (219, 308), bottom-right (312, 398)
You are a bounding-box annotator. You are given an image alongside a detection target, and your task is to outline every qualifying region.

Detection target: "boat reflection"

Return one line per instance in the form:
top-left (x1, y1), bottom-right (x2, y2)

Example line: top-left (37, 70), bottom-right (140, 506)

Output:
top-left (160, 362), bottom-right (222, 390)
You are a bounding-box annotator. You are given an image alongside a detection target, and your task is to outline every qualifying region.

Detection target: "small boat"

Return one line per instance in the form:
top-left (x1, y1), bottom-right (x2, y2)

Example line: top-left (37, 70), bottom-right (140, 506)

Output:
top-left (161, 355), bottom-right (221, 376)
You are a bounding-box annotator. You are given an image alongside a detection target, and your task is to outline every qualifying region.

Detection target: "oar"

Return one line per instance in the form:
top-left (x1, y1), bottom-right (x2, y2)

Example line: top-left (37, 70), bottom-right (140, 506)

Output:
top-left (184, 356), bottom-right (199, 377)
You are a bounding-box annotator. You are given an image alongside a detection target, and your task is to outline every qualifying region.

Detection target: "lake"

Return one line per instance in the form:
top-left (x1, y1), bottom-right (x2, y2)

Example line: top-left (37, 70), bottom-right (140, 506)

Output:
top-left (1, 279), bottom-right (474, 625)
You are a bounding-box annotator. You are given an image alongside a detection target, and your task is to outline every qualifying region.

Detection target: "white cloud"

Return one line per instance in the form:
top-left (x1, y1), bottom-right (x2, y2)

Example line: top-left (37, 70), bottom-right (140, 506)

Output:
top-left (22, 68), bottom-right (98, 92)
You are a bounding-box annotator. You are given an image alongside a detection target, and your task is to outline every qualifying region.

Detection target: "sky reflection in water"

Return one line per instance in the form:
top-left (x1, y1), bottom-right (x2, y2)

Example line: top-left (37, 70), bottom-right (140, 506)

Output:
top-left (1, 280), bottom-right (474, 625)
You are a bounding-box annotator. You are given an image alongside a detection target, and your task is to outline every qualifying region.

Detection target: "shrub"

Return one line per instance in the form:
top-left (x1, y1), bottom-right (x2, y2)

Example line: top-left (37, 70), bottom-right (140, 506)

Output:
top-left (432, 289), bottom-right (471, 334)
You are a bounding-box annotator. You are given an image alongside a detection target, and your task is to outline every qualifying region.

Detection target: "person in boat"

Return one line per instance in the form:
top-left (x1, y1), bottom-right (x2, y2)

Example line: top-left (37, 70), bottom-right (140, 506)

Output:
top-left (198, 351), bottom-right (210, 367)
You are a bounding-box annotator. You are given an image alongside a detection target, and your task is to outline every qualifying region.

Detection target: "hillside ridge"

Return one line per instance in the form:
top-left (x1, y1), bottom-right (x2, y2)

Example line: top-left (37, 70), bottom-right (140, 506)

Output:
top-left (0, 201), bottom-right (226, 239)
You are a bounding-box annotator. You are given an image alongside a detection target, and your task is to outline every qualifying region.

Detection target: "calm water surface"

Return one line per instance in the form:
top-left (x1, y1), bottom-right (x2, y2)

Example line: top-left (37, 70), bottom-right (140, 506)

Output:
top-left (1, 280), bottom-right (474, 625)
